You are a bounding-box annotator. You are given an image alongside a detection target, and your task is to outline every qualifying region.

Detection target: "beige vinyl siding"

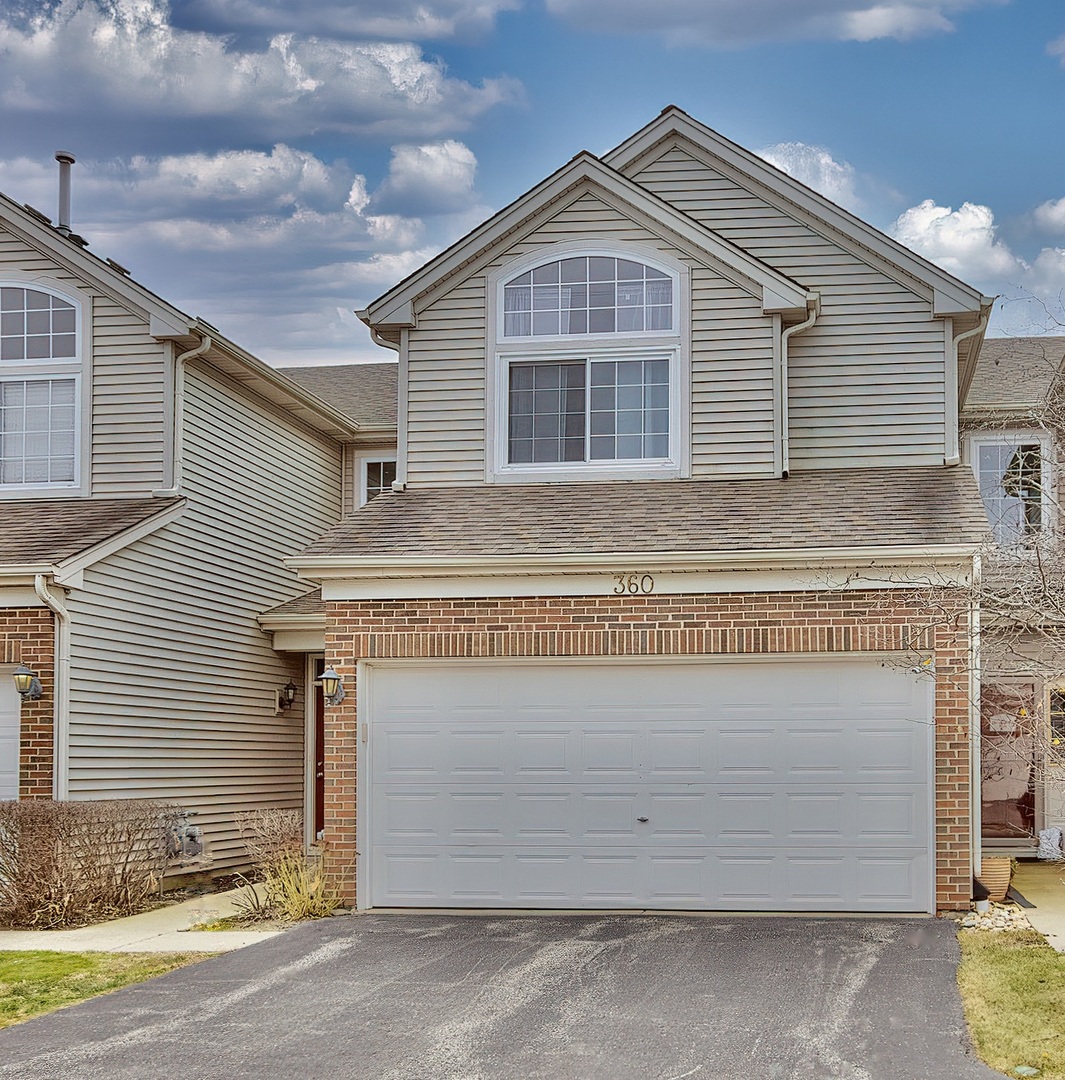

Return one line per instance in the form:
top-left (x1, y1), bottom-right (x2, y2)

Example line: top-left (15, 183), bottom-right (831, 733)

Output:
top-left (0, 226), bottom-right (168, 494)
top-left (405, 192), bottom-right (778, 485)
top-left (64, 362), bottom-right (342, 871)
top-left (631, 145), bottom-right (946, 469)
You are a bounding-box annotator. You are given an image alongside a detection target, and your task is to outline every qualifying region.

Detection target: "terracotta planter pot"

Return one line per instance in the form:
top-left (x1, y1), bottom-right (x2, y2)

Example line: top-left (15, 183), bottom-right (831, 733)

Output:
top-left (978, 857), bottom-right (1012, 902)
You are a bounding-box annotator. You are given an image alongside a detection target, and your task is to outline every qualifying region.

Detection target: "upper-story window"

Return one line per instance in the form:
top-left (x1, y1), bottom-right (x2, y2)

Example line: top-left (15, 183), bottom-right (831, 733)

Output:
top-left (968, 431), bottom-right (1051, 546)
top-left (360, 458), bottom-right (396, 505)
top-left (0, 284), bottom-right (84, 492)
top-left (489, 244), bottom-right (689, 483)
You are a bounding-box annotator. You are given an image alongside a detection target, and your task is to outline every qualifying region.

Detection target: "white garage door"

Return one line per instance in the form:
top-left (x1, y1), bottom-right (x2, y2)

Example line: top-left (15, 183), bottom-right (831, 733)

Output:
top-left (0, 669), bottom-right (19, 800)
top-left (365, 660), bottom-right (933, 912)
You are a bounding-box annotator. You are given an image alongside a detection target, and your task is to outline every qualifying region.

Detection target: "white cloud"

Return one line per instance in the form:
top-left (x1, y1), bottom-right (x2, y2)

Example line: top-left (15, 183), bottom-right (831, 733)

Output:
top-left (545, 0), bottom-right (1001, 45)
top-left (0, 0), bottom-right (521, 141)
top-left (889, 198), bottom-right (1021, 282)
top-left (0, 140), bottom-right (485, 364)
top-left (173, 0), bottom-right (520, 41)
top-left (757, 142), bottom-right (862, 212)
top-left (371, 141), bottom-right (479, 215)
top-left (1033, 197), bottom-right (1065, 234)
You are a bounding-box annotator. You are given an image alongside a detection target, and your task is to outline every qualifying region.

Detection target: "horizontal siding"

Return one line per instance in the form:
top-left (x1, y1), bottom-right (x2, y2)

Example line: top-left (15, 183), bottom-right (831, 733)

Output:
top-left (65, 364), bottom-right (343, 872)
top-left (406, 192), bottom-right (778, 485)
top-left (0, 227), bottom-right (167, 495)
top-left (632, 145), bottom-right (947, 469)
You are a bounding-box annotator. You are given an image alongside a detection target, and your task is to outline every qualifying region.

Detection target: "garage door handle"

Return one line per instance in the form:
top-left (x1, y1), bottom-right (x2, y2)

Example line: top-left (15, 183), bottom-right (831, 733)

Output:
top-left (636, 817), bottom-right (649, 823)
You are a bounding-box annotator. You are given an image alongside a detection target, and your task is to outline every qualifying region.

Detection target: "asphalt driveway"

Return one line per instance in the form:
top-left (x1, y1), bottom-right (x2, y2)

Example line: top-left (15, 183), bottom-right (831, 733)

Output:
top-left (0, 914), bottom-right (1003, 1080)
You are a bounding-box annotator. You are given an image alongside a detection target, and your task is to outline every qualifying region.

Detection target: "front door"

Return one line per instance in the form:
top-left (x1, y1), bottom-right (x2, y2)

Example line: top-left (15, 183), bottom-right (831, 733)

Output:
top-left (981, 682), bottom-right (1038, 839)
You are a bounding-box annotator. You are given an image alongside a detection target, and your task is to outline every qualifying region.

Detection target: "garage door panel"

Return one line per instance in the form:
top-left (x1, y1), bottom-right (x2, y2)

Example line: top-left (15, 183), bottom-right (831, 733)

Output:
top-left (366, 661), bottom-right (932, 912)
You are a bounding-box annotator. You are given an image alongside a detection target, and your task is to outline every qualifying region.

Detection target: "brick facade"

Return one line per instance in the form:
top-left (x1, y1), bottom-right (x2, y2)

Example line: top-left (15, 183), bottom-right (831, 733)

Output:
top-left (324, 589), bottom-right (973, 912)
top-left (0, 607), bottom-right (55, 799)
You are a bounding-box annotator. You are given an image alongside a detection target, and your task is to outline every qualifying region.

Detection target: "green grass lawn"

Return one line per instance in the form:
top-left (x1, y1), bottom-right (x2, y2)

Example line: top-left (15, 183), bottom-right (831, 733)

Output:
top-left (958, 929), bottom-right (1065, 1079)
top-left (0, 951), bottom-right (198, 1028)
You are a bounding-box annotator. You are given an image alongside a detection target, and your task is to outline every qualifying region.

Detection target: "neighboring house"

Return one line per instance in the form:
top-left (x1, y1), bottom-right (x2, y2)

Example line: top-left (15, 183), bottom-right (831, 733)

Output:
top-left (290, 107), bottom-right (994, 914)
top-left (0, 186), bottom-right (397, 870)
top-left (960, 336), bottom-right (1065, 853)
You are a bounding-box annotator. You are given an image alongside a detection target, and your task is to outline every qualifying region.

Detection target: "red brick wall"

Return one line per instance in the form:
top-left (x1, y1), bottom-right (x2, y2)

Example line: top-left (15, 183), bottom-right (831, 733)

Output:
top-left (0, 607), bottom-right (55, 799)
top-left (325, 590), bottom-right (973, 911)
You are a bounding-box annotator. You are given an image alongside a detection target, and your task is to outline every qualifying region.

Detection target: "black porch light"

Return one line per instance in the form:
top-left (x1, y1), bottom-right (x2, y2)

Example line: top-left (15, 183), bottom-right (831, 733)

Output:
top-left (278, 681), bottom-right (298, 711)
top-left (319, 666), bottom-right (345, 705)
top-left (12, 664), bottom-right (42, 700)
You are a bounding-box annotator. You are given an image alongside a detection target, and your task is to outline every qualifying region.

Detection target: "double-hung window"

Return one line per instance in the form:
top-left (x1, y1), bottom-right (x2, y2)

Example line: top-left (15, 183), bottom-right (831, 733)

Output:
top-left (490, 246), bottom-right (687, 482)
top-left (0, 284), bottom-right (83, 493)
top-left (968, 431), bottom-right (1052, 546)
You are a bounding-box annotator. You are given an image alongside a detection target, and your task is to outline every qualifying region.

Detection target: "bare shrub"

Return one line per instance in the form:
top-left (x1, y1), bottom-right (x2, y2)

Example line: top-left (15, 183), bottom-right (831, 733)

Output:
top-left (0, 800), bottom-right (181, 928)
top-left (234, 809), bottom-right (340, 922)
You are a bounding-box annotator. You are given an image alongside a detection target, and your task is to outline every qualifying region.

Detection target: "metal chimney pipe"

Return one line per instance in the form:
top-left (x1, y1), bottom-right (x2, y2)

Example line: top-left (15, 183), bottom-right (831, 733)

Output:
top-left (55, 151), bottom-right (75, 236)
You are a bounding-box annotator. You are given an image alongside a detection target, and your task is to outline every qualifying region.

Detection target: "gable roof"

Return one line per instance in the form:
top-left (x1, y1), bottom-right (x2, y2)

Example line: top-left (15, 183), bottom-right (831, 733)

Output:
top-left (293, 468), bottom-right (986, 572)
top-left (361, 151), bottom-right (811, 335)
top-left (278, 364), bottom-right (398, 428)
top-left (604, 107), bottom-right (990, 322)
top-left (963, 336), bottom-right (1065, 412)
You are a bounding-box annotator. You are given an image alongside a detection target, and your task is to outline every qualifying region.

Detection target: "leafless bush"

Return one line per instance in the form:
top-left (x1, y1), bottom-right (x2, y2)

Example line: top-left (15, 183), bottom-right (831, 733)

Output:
top-left (0, 800), bottom-right (182, 928)
top-left (234, 808), bottom-right (340, 922)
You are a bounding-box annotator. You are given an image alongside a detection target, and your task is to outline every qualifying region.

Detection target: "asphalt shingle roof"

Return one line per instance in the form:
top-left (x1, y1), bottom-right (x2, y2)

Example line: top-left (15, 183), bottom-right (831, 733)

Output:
top-left (278, 363), bottom-right (397, 427)
top-left (966, 337), bottom-right (1065, 410)
top-left (299, 468), bottom-right (988, 560)
top-left (0, 498), bottom-right (182, 566)
top-left (261, 589), bottom-right (324, 617)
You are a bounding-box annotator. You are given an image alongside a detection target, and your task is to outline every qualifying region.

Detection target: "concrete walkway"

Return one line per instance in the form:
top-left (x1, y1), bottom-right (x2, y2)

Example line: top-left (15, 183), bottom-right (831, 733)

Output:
top-left (0, 888), bottom-right (284, 953)
top-left (1012, 859), bottom-right (1065, 952)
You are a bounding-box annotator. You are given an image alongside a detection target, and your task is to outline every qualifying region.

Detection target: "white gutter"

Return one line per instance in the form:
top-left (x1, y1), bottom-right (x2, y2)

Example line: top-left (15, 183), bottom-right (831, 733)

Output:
top-left (291, 543), bottom-right (980, 579)
top-left (152, 334), bottom-right (211, 497)
top-left (948, 312), bottom-right (989, 466)
top-left (35, 574), bottom-right (71, 799)
top-left (778, 295), bottom-right (820, 477)
top-left (369, 328), bottom-right (399, 353)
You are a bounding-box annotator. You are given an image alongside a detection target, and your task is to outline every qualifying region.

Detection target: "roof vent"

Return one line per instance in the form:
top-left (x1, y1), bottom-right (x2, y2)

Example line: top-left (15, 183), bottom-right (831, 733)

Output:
top-left (54, 150), bottom-right (75, 237)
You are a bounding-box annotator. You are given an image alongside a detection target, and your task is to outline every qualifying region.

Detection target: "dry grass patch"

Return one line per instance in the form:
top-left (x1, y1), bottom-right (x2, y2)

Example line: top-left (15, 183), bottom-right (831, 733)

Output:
top-left (958, 928), bottom-right (1065, 1078)
top-left (0, 951), bottom-right (198, 1028)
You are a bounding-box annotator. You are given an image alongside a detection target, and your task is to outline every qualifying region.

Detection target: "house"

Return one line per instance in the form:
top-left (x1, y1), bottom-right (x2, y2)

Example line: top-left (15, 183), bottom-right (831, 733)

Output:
top-left (289, 107), bottom-right (994, 914)
top-left (960, 336), bottom-right (1065, 853)
top-left (0, 184), bottom-right (399, 870)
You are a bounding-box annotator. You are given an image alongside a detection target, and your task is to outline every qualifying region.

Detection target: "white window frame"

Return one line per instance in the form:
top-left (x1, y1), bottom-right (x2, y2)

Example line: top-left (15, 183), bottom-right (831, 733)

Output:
top-left (0, 277), bottom-right (89, 498)
top-left (358, 455), bottom-right (397, 507)
top-left (486, 240), bottom-right (690, 484)
top-left (965, 429), bottom-right (1054, 546)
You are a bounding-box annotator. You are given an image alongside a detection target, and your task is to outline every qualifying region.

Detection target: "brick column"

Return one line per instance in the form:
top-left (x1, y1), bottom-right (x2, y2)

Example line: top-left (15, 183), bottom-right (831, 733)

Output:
top-left (0, 607), bottom-right (55, 799)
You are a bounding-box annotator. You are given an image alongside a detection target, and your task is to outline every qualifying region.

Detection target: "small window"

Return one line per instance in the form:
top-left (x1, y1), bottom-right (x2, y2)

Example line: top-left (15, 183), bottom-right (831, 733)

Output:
top-left (361, 459), bottom-right (396, 504)
top-left (970, 435), bottom-right (1049, 545)
top-left (0, 284), bottom-right (82, 492)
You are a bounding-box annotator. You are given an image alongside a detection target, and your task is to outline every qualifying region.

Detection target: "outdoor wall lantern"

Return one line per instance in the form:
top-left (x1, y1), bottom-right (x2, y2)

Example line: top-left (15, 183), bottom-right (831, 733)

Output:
top-left (277, 681), bottom-right (298, 711)
top-left (12, 664), bottom-right (42, 701)
top-left (320, 666), bottom-right (345, 706)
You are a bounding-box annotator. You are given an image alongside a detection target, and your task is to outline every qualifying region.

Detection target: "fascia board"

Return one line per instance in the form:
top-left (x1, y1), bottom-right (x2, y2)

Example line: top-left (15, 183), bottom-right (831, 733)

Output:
top-left (605, 112), bottom-right (983, 315)
top-left (364, 153), bottom-right (808, 328)
top-left (0, 565), bottom-right (54, 581)
top-left (290, 544), bottom-right (979, 579)
top-left (51, 499), bottom-right (187, 585)
top-left (0, 193), bottom-right (195, 333)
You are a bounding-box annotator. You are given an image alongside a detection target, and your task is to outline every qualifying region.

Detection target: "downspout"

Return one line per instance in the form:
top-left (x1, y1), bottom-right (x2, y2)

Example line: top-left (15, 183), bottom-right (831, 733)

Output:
top-left (152, 334), bottom-right (212, 497)
top-left (369, 329), bottom-right (399, 353)
top-left (947, 312), bottom-right (989, 466)
top-left (368, 328), bottom-right (407, 491)
top-left (35, 575), bottom-right (70, 800)
top-left (970, 551), bottom-right (983, 881)
top-left (779, 295), bottom-right (820, 478)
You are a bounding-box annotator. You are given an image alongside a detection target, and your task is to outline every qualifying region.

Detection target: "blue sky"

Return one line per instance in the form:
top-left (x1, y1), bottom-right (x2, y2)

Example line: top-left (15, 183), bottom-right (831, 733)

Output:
top-left (0, 0), bottom-right (1062, 364)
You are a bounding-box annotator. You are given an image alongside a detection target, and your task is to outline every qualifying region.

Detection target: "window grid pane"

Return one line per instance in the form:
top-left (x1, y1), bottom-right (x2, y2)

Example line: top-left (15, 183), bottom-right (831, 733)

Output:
top-left (0, 288), bottom-right (77, 363)
top-left (0, 378), bottom-right (77, 485)
top-left (503, 259), bottom-right (672, 337)
top-left (508, 362), bottom-right (585, 463)
top-left (364, 459), bottom-right (397, 502)
top-left (589, 358), bottom-right (670, 461)
top-left (976, 441), bottom-right (1043, 545)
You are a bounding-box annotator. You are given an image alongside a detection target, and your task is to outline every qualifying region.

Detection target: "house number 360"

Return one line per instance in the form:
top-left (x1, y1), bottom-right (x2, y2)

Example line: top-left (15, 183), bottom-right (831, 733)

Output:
top-left (612, 574), bottom-right (655, 595)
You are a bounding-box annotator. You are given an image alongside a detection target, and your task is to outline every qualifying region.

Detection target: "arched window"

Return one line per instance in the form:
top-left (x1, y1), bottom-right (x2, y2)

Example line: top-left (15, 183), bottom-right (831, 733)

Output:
top-left (489, 245), bottom-right (688, 481)
top-left (0, 284), bottom-right (82, 490)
